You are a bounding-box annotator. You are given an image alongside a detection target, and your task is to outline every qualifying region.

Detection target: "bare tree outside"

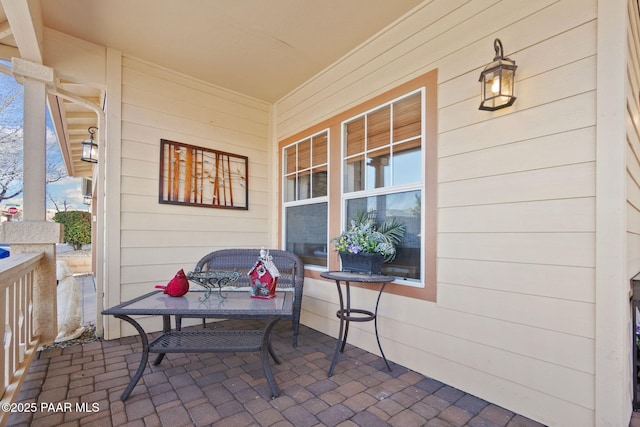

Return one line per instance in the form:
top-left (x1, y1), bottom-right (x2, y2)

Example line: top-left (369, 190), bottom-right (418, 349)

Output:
top-left (48, 192), bottom-right (72, 213)
top-left (0, 80), bottom-right (66, 204)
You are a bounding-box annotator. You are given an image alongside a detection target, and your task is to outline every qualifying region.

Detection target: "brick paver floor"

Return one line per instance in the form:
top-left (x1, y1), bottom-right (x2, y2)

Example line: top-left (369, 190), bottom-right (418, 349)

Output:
top-left (5, 318), bottom-right (549, 427)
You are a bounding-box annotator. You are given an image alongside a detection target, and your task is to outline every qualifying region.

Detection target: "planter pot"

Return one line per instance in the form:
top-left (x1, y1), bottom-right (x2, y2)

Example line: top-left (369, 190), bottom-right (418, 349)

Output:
top-left (339, 252), bottom-right (384, 275)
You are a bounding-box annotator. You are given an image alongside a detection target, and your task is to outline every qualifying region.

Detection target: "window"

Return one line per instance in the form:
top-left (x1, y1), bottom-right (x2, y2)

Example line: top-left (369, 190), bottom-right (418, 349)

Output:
top-left (344, 91), bottom-right (422, 192)
top-left (279, 69), bottom-right (437, 301)
top-left (283, 130), bottom-right (329, 267)
top-left (343, 90), bottom-right (424, 282)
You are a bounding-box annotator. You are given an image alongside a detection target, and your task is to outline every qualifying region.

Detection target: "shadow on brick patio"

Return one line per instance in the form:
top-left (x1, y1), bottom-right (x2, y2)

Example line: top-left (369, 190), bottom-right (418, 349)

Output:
top-left (5, 316), bottom-right (549, 427)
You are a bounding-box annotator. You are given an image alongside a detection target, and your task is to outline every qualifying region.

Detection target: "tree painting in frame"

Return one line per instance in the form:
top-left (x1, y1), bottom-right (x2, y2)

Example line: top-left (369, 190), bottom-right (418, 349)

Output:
top-left (159, 139), bottom-right (248, 210)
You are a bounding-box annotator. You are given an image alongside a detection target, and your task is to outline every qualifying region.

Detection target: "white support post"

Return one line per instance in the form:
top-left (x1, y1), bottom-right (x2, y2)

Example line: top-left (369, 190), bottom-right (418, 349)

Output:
top-left (2, 58), bottom-right (60, 344)
top-left (21, 78), bottom-right (46, 222)
top-left (12, 58), bottom-right (53, 222)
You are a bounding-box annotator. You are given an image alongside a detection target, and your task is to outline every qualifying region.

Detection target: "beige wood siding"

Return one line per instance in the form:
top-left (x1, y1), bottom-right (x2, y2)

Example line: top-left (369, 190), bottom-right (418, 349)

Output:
top-left (278, 0), bottom-right (597, 425)
top-left (627, 0), bottom-right (640, 418)
top-left (118, 56), bottom-right (271, 305)
top-left (628, 0), bottom-right (640, 277)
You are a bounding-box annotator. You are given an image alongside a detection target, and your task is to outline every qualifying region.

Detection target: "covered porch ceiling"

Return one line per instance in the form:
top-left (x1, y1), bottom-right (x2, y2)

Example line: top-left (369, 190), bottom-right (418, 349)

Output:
top-left (0, 0), bottom-right (424, 178)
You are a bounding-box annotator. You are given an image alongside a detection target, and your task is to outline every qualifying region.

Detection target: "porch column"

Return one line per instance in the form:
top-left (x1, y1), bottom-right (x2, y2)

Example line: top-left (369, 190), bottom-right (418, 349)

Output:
top-left (12, 58), bottom-right (53, 221)
top-left (0, 58), bottom-right (61, 344)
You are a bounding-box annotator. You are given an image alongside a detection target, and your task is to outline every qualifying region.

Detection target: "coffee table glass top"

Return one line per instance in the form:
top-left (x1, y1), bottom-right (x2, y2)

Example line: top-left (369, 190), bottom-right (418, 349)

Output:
top-left (103, 290), bottom-right (292, 316)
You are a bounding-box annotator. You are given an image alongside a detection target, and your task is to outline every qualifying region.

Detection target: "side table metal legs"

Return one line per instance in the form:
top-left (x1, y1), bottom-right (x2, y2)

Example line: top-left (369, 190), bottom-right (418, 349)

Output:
top-left (374, 283), bottom-right (391, 371)
top-left (328, 279), bottom-right (391, 377)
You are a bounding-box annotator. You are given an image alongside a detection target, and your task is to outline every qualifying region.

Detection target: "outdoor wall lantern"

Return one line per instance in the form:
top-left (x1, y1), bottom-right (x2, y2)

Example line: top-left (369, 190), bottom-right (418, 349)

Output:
top-left (81, 126), bottom-right (98, 163)
top-left (479, 38), bottom-right (517, 111)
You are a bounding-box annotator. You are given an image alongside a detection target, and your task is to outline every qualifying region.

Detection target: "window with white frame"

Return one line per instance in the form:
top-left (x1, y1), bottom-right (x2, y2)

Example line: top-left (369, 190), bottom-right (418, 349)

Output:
top-left (342, 90), bottom-right (423, 282)
top-left (279, 70), bottom-right (436, 299)
top-left (283, 130), bottom-right (329, 267)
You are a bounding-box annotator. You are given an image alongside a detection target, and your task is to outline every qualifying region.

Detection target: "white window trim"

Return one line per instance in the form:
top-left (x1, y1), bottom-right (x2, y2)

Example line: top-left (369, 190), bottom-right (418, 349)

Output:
top-left (282, 128), bottom-right (330, 268)
top-left (339, 89), bottom-right (426, 287)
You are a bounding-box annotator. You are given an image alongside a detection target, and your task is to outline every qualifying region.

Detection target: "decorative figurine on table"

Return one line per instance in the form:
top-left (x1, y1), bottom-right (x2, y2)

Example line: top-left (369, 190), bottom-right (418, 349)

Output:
top-left (185, 268), bottom-right (240, 300)
top-left (155, 269), bottom-right (189, 297)
top-left (248, 248), bottom-right (280, 299)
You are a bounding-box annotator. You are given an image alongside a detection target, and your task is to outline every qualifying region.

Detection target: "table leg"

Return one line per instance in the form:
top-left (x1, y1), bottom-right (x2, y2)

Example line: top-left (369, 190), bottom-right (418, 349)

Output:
top-left (374, 282), bottom-right (391, 372)
top-left (261, 317), bottom-right (282, 398)
top-left (341, 280), bottom-right (351, 352)
top-left (153, 315), bottom-right (171, 366)
top-left (268, 341), bottom-right (281, 365)
top-left (328, 278), bottom-right (390, 376)
top-left (329, 280), bottom-right (347, 377)
top-left (114, 315), bottom-right (150, 401)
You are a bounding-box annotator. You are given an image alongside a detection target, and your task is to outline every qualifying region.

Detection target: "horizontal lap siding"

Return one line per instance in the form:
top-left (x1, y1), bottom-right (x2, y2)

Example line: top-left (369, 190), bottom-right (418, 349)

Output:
top-left (119, 56), bottom-right (270, 298)
top-left (627, 0), bottom-right (640, 418)
top-left (629, 0), bottom-right (640, 278)
top-left (280, 0), bottom-right (596, 425)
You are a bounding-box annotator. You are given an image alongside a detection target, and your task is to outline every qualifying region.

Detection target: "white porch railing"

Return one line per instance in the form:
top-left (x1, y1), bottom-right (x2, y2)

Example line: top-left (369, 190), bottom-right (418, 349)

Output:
top-left (0, 252), bottom-right (43, 426)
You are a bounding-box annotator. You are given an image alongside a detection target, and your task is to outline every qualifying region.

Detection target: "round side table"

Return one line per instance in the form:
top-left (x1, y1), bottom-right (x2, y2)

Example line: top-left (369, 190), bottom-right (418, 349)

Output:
top-left (320, 270), bottom-right (395, 377)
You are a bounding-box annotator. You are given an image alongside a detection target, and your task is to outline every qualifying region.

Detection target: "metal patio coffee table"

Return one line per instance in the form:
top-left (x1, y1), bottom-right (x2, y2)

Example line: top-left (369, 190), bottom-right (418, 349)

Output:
top-left (102, 289), bottom-right (293, 400)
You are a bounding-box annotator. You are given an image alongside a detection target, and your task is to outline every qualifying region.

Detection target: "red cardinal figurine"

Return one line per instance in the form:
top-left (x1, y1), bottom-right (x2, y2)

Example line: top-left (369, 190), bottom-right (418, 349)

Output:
top-left (155, 269), bottom-right (189, 297)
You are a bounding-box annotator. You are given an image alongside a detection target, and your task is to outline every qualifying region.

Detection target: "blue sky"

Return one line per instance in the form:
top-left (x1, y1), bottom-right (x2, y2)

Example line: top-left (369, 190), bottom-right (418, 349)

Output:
top-left (0, 69), bottom-right (87, 213)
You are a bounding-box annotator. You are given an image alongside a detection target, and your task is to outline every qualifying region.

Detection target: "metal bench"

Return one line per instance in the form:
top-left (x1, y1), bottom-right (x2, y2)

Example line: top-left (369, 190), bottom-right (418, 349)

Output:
top-left (189, 248), bottom-right (305, 347)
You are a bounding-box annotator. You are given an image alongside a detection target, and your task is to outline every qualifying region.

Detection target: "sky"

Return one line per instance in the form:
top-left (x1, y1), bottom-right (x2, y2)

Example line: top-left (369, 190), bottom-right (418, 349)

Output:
top-left (0, 68), bottom-right (88, 213)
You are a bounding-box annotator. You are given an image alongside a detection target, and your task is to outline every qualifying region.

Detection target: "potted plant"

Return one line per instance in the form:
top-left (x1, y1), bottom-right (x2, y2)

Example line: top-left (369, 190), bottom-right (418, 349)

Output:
top-left (331, 210), bottom-right (405, 274)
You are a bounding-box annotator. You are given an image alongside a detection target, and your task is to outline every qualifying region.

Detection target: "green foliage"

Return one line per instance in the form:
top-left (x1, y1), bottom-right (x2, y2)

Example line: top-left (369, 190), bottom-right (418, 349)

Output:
top-left (53, 210), bottom-right (91, 250)
top-left (332, 210), bottom-right (406, 262)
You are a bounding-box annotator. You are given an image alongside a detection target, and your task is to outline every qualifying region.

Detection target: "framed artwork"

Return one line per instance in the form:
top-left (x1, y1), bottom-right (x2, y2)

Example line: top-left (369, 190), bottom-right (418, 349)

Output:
top-left (159, 139), bottom-right (248, 210)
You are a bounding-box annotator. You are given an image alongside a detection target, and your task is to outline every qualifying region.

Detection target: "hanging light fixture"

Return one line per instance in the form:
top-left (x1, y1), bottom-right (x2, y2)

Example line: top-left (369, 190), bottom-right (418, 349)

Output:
top-left (81, 126), bottom-right (98, 163)
top-left (479, 38), bottom-right (517, 111)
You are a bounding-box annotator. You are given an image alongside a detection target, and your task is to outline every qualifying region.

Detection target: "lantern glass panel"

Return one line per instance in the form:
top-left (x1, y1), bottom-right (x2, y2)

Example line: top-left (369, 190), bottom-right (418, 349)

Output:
top-left (501, 69), bottom-right (514, 97)
top-left (82, 141), bottom-right (98, 162)
top-left (480, 66), bottom-right (516, 110)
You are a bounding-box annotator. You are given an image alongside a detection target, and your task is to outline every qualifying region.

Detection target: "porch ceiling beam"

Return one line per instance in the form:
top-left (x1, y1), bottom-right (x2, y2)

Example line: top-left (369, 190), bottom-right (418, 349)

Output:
top-left (1, 0), bottom-right (43, 63)
top-left (11, 57), bottom-right (54, 85)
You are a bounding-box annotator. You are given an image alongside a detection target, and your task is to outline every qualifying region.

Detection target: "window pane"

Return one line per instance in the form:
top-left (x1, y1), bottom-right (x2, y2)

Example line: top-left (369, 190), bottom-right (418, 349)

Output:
top-left (345, 117), bottom-right (365, 156)
top-left (392, 140), bottom-right (421, 185)
top-left (346, 190), bottom-right (421, 279)
top-left (298, 139), bottom-right (311, 170)
top-left (284, 174), bottom-right (296, 202)
top-left (393, 92), bottom-right (421, 142)
top-left (368, 106), bottom-right (390, 150)
top-left (344, 154), bottom-right (365, 193)
top-left (283, 130), bottom-right (328, 202)
top-left (312, 166), bottom-right (327, 197)
top-left (312, 133), bottom-right (327, 167)
top-left (298, 172), bottom-right (311, 200)
top-left (286, 203), bottom-right (328, 267)
top-left (285, 146), bottom-right (297, 175)
top-left (366, 147), bottom-right (390, 189)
